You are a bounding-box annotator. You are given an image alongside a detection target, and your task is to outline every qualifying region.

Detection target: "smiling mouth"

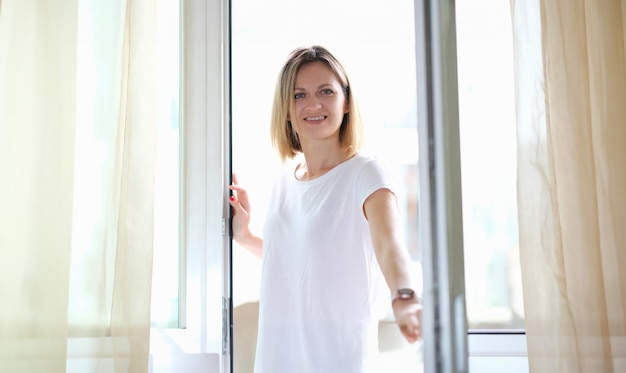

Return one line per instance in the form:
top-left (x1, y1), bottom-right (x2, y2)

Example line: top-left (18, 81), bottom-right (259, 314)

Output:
top-left (305, 115), bottom-right (326, 121)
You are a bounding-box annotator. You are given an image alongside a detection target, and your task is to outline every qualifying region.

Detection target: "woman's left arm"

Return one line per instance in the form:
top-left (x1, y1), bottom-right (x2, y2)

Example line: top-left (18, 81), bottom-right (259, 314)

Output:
top-left (364, 188), bottom-right (422, 343)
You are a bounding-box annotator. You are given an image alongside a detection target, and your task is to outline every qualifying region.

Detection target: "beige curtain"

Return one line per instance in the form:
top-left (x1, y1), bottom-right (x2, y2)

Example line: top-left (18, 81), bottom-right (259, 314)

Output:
top-left (512, 0), bottom-right (626, 371)
top-left (0, 1), bottom-right (156, 372)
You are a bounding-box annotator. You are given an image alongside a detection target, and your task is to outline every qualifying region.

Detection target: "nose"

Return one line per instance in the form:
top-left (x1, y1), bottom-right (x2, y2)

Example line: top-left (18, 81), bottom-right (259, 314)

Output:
top-left (306, 96), bottom-right (323, 110)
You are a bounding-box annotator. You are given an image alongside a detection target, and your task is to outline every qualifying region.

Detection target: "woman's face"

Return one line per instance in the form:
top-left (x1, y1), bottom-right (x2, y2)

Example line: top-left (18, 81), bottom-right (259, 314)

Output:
top-left (289, 61), bottom-right (349, 146)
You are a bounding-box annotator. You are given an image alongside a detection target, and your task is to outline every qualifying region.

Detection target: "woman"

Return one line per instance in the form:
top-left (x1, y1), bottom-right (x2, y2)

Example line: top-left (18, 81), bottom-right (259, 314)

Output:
top-left (229, 46), bottom-right (422, 373)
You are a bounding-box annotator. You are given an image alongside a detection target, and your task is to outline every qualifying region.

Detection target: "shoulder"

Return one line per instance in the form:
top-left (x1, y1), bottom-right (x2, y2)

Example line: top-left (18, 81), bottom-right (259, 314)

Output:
top-left (345, 152), bottom-right (382, 169)
top-left (348, 153), bottom-right (395, 202)
top-left (349, 153), bottom-right (389, 179)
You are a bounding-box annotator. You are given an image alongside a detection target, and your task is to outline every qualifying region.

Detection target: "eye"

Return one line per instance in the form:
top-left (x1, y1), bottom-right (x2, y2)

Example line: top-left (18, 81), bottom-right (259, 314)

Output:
top-left (320, 88), bottom-right (334, 95)
top-left (294, 92), bottom-right (305, 100)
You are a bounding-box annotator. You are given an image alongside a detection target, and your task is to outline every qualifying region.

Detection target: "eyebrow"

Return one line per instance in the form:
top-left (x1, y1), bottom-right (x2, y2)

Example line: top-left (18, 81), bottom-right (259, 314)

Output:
top-left (294, 83), bottom-right (335, 91)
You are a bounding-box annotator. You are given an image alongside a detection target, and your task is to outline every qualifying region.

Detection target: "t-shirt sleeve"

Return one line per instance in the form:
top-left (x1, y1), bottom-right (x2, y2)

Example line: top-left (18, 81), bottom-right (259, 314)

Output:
top-left (354, 157), bottom-right (394, 209)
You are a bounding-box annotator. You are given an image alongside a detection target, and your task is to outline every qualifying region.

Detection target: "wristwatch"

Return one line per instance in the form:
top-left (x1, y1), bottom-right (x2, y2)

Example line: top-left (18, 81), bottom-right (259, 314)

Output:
top-left (392, 288), bottom-right (421, 306)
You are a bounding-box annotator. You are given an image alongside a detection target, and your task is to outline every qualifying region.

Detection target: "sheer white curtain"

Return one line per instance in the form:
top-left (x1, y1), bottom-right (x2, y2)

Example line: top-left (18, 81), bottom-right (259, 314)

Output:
top-left (511, 0), bottom-right (626, 371)
top-left (0, 1), bottom-right (156, 372)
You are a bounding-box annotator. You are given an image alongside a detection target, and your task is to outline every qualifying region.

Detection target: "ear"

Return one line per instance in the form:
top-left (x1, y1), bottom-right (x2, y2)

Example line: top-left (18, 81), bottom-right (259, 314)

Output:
top-left (344, 100), bottom-right (350, 114)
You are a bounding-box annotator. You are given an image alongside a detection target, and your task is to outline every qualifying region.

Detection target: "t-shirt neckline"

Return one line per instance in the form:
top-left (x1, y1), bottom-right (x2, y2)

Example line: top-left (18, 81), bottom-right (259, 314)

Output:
top-left (292, 153), bottom-right (360, 184)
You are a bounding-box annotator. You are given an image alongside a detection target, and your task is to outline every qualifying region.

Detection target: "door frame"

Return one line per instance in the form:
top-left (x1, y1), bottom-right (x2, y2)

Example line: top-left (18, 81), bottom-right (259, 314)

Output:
top-left (414, 1), bottom-right (469, 372)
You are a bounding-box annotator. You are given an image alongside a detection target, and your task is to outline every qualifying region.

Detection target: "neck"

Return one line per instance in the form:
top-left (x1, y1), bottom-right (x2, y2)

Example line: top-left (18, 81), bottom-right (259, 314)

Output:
top-left (296, 143), bottom-right (354, 181)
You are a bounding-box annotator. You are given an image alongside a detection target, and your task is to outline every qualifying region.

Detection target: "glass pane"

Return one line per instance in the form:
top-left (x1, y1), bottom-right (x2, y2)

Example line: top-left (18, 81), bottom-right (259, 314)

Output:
top-left (150, 0), bottom-right (180, 328)
top-left (456, 0), bottom-right (524, 330)
top-left (231, 0), bottom-right (421, 371)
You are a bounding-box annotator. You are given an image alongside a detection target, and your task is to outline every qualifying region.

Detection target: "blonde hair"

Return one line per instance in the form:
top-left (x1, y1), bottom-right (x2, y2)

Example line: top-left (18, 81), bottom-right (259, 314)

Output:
top-left (270, 46), bottom-right (364, 161)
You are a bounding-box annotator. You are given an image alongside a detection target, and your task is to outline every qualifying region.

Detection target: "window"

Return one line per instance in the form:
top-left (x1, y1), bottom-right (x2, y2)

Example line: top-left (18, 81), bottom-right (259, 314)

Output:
top-left (149, 1), bottom-right (229, 371)
top-left (456, 0), bottom-right (524, 331)
top-left (231, 0), bottom-right (527, 372)
top-left (148, 0), bottom-right (528, 371)
top-left (151, 0), bottom-right (181, 329)
top-left (455, 1), bottom-right (528, 371)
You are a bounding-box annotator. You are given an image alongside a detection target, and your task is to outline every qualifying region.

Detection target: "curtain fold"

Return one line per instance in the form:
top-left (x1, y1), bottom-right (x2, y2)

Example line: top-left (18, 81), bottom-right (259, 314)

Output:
top-left (0, 0), bottom-right (156, 372)
top-left (109, 1), bottom-right (156, 371)
top-left (512, 0), bottom-right (626, 371)
top-left (0, 2), bottom-right (78, 371)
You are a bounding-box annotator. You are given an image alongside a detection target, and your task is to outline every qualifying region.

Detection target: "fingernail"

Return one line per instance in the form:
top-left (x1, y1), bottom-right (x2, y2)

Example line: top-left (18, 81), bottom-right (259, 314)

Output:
top-left (229, 196), bottom-right (235, 201)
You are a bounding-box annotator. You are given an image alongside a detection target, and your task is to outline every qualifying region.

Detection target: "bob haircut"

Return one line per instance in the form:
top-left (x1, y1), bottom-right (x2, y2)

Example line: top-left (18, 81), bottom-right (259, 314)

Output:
top-left (270, 46), bottom-right (364, 161)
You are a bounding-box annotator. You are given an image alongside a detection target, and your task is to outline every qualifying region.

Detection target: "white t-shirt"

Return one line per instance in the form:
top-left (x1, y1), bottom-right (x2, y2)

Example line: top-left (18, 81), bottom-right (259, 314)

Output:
top-left (254, 153), bottom-right (393, 373)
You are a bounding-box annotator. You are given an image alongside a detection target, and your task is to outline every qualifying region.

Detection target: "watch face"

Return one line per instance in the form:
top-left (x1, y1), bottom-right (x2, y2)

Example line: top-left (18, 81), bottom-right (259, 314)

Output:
top-left (398, 288), bottom-right (415, 299)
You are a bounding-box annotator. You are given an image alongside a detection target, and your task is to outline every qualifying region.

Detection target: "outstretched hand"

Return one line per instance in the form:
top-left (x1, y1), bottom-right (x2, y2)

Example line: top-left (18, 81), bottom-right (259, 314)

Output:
top-left (393, 300), bottom-right (423, 343)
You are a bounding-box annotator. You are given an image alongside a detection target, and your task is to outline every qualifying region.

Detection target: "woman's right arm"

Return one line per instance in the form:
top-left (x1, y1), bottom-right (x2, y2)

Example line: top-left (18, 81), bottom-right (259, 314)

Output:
top-left (229, 174), bottom-right (263, 258)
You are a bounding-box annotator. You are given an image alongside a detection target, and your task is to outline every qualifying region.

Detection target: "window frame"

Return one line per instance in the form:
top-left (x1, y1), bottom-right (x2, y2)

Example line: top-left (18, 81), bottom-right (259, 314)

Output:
top-left (62, 1), bottom-right (229, 372)
top-left (415, 0), bottom-right (529, 372)
top-left (468, 332), bottom-right (528, 372)
top-left (148, 0), bottom-right (231, 371)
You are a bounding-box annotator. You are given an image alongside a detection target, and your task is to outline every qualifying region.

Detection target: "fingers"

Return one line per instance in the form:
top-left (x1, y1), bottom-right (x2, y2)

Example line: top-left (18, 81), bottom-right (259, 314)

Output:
top-left (397, 304), bottom-right (423, 343)
top-left (230, 185), bottom-right (250, 210)
top-left (229, 194), bottom-right (245, 215)
top-left (400, 327), bottom-right (418, 343)
top-left (229, 174), bottom-right (251, 212)
top-left (400, 320), bottom-right (421, 343)
top-left (399, 314), bottom-right (421, 342)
